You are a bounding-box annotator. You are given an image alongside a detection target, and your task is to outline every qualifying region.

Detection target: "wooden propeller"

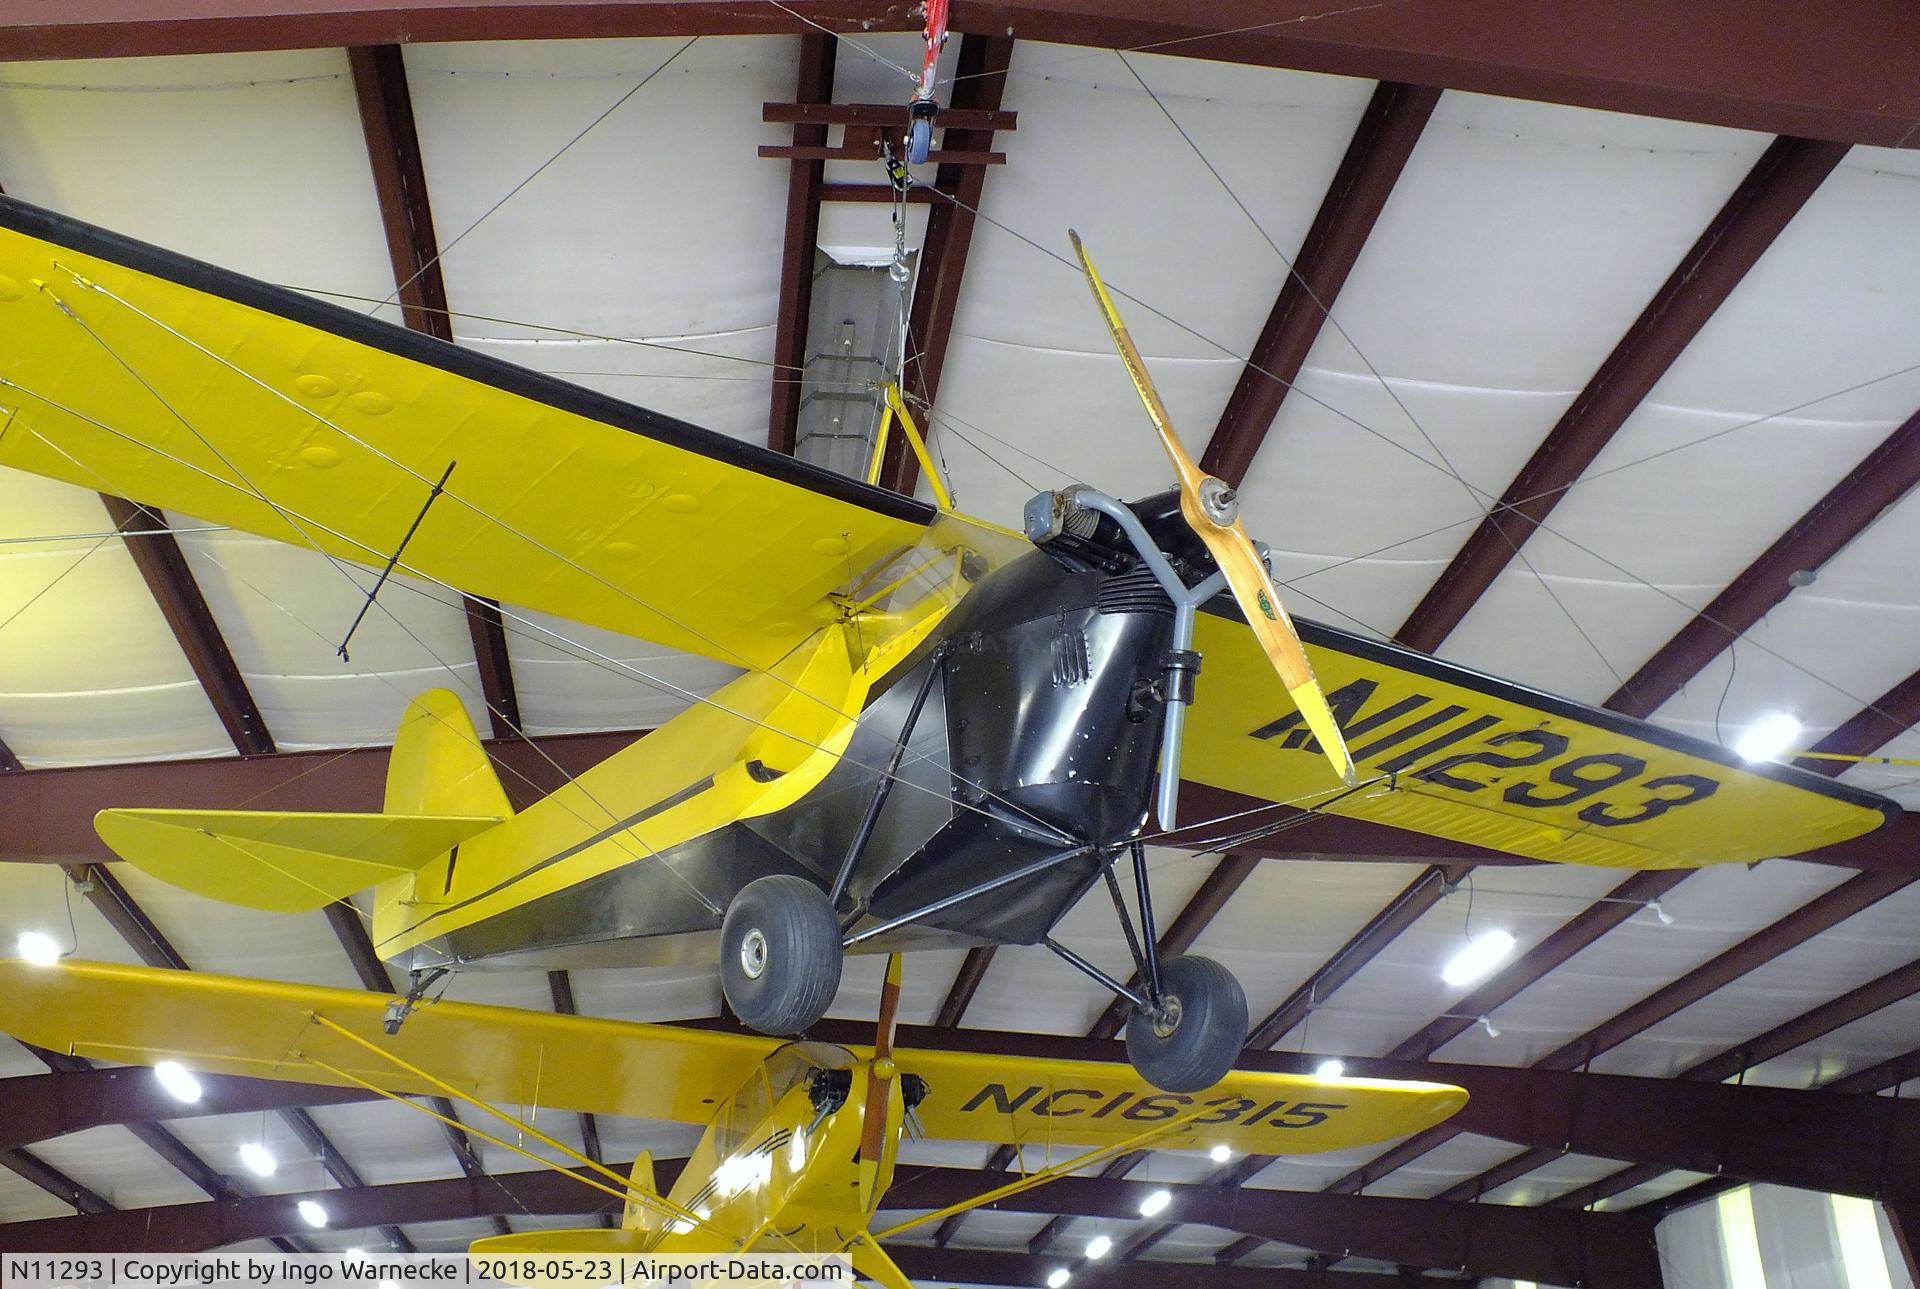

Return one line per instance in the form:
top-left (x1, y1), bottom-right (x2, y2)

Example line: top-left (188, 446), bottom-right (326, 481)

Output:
top-left (1068, 230), bottom-right (1357, 787)
top-left (856, 953), bottom-right (904, 1210)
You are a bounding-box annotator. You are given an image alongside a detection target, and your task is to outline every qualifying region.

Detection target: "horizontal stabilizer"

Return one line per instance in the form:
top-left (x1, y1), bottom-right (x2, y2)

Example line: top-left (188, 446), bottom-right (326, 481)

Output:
top-left (95, 809), bottom-right (502, 913)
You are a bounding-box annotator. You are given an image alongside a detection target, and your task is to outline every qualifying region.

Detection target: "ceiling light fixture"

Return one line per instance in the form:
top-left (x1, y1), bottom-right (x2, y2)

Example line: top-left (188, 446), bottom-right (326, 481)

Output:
top-left (1085, 1235), bottom-right (1112, 1260)
top-left (1046, 1271), bottom-right (1070, 1289)
top-left (1734, 713), bottom-right (1802, 763)
top-left (1314, 1058), bottom-right (1346, 1080)
top-left (153, 1061), bottom-right (203, 1104)
top-left (16, 931), bottom-right (61, 966)
top-left (1208, 1144), bottom-right (1232, 1164)
top-left (1138, 1189), bottom-right (1171, 1218)
top-left (1442, 929), bottom-right (1515, 987)
top-left (343, 1249), bottom-right (366, 1262)
top-left (296, 1200), bottom-right (329, 1229)
top-left (239, 1142), bottom-right (278, 1177)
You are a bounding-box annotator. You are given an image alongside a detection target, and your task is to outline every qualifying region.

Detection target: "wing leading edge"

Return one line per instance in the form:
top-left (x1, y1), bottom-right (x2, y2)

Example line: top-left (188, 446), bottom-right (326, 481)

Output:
top-left (0, 197), bottom-right (1022, 673)
top-left (1182, 607), bottom-right (1899, 869)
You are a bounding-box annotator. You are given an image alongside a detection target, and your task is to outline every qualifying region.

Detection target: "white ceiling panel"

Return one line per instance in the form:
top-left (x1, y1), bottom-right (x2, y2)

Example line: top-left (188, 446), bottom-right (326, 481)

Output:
top-left (175, 527), bottom-right (488, 752)
top-left (1597, 879), bottom-right (1920, 1080)
top-left (1649, 486), bottom-right (1920, 754)
top-left (501, 605), bottom-right (741, 736)
top-left (1741, 997), bottom-right (1920, 1090)
top-left (1288, 862), bottom-right (1625, 1062)
top-left (1477, 1150), bottom-right (1634, 1207)
top-left (1437, 859), bottom-right (1851, 1069)
top-left (304, 1100), bottom-right (461, 1189)
top-left (27, 1124), bottom-right (209, 1209)
top-left (957, 846), bottom-right (1213, 1036)
top-left (1192, 858), bottom-right (1428, 1051)
top-left (1247, 93), bottom-right (1768, 641)
top-left (0, 49), bottom-right (400, 316)
top-left (1355, 1129), bottom-right (1523, 1199)
top-left (109, 864), bottom-right (366, 990)
top-left (924, 47), bottom-right (1373, 533)
top-left (406, 37), bottom-right (793, 423)
top-left (1451, 143), bottom-right (1920, 702)
top-left (0, 1166), bottom-right (76, 1222)
top-left (160, 1110), bottom-right (322, 1199)
top-left (0, 475), bottom-right (229, 764)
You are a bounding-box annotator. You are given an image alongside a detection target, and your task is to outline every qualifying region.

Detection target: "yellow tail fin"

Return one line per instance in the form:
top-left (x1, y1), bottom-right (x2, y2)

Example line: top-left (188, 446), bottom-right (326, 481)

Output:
top-left (94, 689), bottom-right (509, 913)
top-left (623, 1152), bottom-right (658, 1231)
top-left (386, 688), bottom-right (513, 818)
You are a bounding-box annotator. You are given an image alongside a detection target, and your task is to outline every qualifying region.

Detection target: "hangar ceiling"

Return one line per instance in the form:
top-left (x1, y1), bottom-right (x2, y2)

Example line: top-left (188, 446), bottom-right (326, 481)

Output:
top-left (1, 3), bottom-right (1919, 1286)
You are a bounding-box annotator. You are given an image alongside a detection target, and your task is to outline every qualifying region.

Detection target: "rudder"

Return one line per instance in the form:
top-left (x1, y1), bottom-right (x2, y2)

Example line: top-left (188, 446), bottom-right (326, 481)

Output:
top-left (386, 689), bottom-right (513, 819)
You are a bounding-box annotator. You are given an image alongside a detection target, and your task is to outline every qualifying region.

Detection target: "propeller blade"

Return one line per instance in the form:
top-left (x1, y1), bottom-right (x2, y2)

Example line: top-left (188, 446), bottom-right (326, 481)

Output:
top-left (1067, 230), bottom-right (1357, 787)
top-left (856, 954), bottom-right (905, 1210)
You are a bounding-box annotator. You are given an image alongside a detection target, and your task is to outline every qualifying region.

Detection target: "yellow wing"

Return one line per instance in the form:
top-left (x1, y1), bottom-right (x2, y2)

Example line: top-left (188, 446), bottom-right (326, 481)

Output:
top-left (0, 961), bottom-right (1462, 1158)
top-left (1182, 609), bottom-right (1898, 868)
top-left (0, 960), bottom-right (781, 1124)
top-left (902, 1046), bottom-right (1463, 1157)
top-left (0, 197), bottom-right (1018, 671)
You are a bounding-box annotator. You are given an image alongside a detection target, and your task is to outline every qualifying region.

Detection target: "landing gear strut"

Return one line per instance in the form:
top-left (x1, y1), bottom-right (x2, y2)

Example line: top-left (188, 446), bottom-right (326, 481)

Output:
top-left (1124, 955), bottom-right (1248, 1094)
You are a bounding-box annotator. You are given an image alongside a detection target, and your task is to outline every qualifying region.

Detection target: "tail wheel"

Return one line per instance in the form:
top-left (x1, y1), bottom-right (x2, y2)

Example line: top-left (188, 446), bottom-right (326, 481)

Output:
top-left (1124, 955), bottom-right (1248, 1093)
top-left (720, 875), bottom-right (843, 1035)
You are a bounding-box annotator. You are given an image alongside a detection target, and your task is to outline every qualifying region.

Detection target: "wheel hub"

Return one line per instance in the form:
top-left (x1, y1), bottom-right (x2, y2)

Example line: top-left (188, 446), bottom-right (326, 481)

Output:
top-left (1197, 477), bottom-right (1239, 526)
top-left (1150, 992), bottom-right (1184, 1039)
top-left (739, 928), bottom-right (769, 980)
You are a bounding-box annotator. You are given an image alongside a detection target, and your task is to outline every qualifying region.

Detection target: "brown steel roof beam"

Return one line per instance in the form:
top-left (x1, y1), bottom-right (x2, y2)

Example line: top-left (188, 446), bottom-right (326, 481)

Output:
top-left (1611, 406), bottom-right (1920, 716)
top-left (0, 1067), bottom-right (374, 1152)
top-left (348, 42), bottom-right (521, 737)
top-left (881, 33), bottom-right (1014, 497)
top-left (0, 728), bottom-right (633, 861)
top-left (0, 1148), bottom-right (115, 1214)
top-left (100, 495), bottom-right (274, 756)
top-left (348, 44), bottom-right (452, 343)
top-left (1199, 81), bottom-right (1439, 487)
top-left (4, 1), bottom-right (1919, 147)
top-left (1394, 136), bottom-right (1849, 654)
top-left (1549, 955), bottom-right (1920, 1209)
top-left (932, 945), bottom-right (996, 1028)
top-left (1247, 861), bottom-right (1469, 1048)
top-left (1633, 1045), bottom-right (1920, 1223)
top-left (1323, 866), bottom-right (1911, 1198)
top-left (766, 32), bottom-right (836, 456)
top-left (891, 1165), bottom-right (1665, 1289)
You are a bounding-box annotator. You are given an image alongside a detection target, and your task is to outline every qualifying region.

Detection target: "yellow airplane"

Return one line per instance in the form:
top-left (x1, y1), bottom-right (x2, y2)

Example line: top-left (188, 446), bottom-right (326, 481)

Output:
top-left (0, 197), bottom-right (1897, 1094)
top-left (0, 954), bottom-right (1468, 1279)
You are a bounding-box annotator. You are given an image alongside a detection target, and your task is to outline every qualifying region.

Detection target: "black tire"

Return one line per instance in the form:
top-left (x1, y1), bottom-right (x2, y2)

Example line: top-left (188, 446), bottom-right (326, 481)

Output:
top-left (1124, 955), bottom-right (1249, 1093)
top-left (720, 875), bottom-right (843, 1035)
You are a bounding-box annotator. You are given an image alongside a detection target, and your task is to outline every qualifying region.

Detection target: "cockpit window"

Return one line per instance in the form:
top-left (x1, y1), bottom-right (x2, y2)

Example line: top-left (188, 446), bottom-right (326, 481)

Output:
top-left (713, 1042), bottom-right (856, 1156)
